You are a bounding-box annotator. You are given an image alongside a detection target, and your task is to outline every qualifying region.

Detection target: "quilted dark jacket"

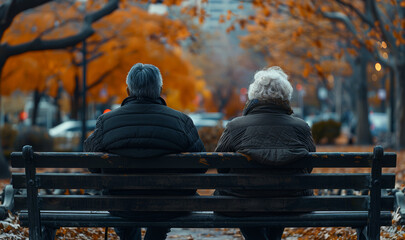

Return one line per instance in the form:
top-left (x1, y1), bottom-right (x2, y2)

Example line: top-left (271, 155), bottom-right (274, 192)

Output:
top-left (84, 96), bottom-right (205, 196)
top-left (215, 99), bottom-right (316, 197)
top-left (84, 96), bottom-right (205, 157)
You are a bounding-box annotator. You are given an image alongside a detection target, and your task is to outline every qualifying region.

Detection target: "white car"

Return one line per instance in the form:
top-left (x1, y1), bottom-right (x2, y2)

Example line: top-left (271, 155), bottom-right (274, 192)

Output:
top-left (49, 120), bottom-right (97, 138)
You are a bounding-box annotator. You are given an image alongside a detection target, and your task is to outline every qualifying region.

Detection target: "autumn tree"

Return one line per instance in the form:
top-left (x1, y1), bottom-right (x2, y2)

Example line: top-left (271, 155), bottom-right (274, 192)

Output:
top-left (316, 0), bottom-right (405, 149)
top-left (0, 0), bottom-right (118, 73)
top-left (1, 50), bottom-right (71, 125)
top-left (49, 3), bottom-right (210, 116)
top-left (237, 1), bottom-right (375, 144)
top-left (231, 0), bottom-right (405, 147)
top-left (0, 0), bottom-right (118, 177)
top-left (2, 1), bottom-right (211, 124)
top-left (281, 0), bottom-right (405, 148)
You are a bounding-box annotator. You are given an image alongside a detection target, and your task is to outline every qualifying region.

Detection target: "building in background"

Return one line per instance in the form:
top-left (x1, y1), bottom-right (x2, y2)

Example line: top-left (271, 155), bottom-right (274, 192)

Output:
top-left (181, 0), bottom-right (252, 32)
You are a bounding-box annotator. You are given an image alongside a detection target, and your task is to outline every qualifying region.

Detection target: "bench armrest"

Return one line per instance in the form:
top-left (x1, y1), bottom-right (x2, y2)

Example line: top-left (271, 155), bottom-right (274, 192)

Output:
top-left (0, 185), bottom-right (14, 220)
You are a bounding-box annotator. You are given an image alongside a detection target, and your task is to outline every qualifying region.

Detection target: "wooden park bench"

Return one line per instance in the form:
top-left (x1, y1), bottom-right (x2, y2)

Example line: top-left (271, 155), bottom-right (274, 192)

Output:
top-left (0, 145), bottom-right (398, 240)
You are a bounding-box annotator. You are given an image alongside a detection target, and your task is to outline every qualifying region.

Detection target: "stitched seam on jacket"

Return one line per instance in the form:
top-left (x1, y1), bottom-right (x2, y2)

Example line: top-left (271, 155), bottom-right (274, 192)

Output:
top-left (95, 115), bottom-right (104, 151)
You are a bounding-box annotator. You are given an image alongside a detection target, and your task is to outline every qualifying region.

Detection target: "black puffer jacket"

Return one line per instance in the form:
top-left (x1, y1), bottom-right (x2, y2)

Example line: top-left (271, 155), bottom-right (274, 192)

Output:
top-left (84, 96), bottom-right (205, 157)
top-left (215, 99), bottom-right (316, 197)
top-left (84, 96), bottom-right (205, 196)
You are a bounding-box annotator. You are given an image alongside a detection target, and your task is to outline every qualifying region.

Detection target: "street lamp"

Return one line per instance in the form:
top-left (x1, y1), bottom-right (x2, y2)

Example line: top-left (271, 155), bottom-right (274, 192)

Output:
top-left (78, 0), bottom-right (87, 151)
top-left (80, 39), bottom-right (87, 151)
top-left (375, 63), bottom-right (382, 72)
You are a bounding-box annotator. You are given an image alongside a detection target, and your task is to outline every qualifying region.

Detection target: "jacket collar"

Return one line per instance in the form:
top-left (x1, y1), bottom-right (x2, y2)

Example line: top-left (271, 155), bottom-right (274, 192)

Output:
top-left (121, 96), bottom-right (167, 106)
top-left (243, 99), bottom-right (293, 116)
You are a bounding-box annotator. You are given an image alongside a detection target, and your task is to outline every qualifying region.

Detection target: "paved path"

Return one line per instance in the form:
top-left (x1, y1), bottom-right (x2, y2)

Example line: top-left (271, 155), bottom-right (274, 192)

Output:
top-left (167, 228), bottom-right (242, 240)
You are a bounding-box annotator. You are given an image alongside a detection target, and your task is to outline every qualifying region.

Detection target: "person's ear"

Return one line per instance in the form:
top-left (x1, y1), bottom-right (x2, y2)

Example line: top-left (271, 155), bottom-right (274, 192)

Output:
top-left (126, 87), bottom-right (130, 97)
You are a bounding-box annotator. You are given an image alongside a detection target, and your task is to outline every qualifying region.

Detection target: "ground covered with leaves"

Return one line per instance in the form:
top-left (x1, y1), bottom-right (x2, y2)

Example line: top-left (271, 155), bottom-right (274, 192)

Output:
top-left (1, 145), bottom-right (405, 239)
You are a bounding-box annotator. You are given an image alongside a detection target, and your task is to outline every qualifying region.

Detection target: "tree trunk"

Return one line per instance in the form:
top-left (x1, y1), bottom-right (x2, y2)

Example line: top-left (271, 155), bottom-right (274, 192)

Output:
top-left (53, 84), bottom-right (63, 126)
top-left (355, 50), bottom-right (373, 145)
top-left (70, 74), bottom-right (81, 120)
top-left (0, 59), bottom-right (11, 178)
top-left (396, 64), bottom-right (405, 149)
top-left (31, 89), bottom-right (43, 126)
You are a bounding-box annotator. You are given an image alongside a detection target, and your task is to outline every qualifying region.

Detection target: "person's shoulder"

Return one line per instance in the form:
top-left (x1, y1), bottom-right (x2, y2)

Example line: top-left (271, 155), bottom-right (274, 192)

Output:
top-left (98, 106), bottom-right (122, 120)
top-left (290, 115), bottom-right (311, 129)
top-left (224, 116), bottom-right (246, 130)
top-left (160, 106), bottom-right (189, 118)
top-left (155, 106), bottom-right (194, 126)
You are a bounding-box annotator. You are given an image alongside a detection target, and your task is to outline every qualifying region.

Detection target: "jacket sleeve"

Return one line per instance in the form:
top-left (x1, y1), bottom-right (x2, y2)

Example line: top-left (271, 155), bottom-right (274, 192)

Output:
top-left (84, 115), bottom-right (104, 173)
top-left (84, 115), bottom-right (104, 152)
top-left (304, 124), bottom-right (316, 173)
top-left (184, 116), bottom-right (206, 152)
top-left (305, 124), bottom-right (316, 153)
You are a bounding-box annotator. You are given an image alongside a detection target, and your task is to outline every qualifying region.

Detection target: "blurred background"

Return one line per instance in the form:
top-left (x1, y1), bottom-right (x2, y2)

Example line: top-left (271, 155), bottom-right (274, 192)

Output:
top-left (0, 0), bottom-right (404, 162)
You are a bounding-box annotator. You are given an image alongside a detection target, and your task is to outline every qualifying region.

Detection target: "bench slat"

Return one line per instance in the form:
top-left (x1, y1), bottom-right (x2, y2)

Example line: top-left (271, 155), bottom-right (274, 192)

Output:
top-left (18, 211), bottom-right (393, 228)
top-left (14, 195), bottom-right (394, 212)
top-left (10, 152), bottom-right (397, 168)
top-left (12, 173), bottom-right (396, 190)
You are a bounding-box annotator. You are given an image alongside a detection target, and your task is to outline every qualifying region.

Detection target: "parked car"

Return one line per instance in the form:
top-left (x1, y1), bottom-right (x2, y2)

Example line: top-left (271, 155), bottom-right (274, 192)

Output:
top-left (49, 120), bottom-right (97, 138)
top-left (188, 112), bottom-right (228, 129)
top-left (346, 112), bottom-right (389, 145)
top-left (369, 112), bottom-right (388, 138)
top-left (49, 120), bottom-right (97, 151)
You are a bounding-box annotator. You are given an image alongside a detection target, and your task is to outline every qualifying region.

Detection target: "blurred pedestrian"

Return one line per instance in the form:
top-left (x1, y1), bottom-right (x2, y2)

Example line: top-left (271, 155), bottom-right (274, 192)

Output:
top-left (84, 63), bottom-right (205, 240)
top-left (215, 66), bottom-right (316, 240)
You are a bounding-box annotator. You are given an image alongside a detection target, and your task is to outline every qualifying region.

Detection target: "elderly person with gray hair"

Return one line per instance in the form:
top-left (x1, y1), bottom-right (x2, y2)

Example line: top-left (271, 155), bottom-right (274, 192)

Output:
top-left (85, 63), bottom-right (205, 240)
top-left (215, 66), bottom-right (316, 240)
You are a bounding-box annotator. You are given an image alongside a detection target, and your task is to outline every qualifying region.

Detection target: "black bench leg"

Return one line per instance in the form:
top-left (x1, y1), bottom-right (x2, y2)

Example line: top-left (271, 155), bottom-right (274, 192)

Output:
top-left (42, 226), bottom-right (57, 240)
top-left (357, 227), bottom-right (369, 240)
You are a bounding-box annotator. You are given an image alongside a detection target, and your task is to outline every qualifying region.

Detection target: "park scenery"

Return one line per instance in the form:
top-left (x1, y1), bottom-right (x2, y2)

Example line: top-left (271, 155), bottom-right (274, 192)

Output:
top-left (0, 0), bottom-right (405, 239)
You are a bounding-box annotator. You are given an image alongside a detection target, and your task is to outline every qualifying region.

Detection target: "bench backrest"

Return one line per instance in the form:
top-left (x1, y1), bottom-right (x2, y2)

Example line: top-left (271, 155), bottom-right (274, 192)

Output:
top-left (10, 145), bottom-right (396, 212)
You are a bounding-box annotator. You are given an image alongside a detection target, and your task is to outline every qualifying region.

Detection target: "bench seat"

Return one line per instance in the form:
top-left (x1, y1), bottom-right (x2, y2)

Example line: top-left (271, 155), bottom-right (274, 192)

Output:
top-left (19, 211), bottom-right (393, 228)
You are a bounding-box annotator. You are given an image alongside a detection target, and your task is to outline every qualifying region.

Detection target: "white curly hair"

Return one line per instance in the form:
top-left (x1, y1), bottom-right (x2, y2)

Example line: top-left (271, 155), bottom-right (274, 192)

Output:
top-left (248, 66), bottom-right (293, 101)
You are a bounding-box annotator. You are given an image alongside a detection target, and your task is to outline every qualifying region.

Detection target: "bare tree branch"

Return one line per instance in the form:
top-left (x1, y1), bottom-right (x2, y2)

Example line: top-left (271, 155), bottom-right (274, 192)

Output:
top-left (335, 0), bottom-right (374, 27)
top-left (322, 11), bottom-right (357, 35)
top-left (322, 10), bottom-right (394, 68)
top-left (5, 25), bottom-right (94, 56)
top-left (4, 0), bottom-right (118, 57)
top-left (0, 0), bottom-right (52, 38)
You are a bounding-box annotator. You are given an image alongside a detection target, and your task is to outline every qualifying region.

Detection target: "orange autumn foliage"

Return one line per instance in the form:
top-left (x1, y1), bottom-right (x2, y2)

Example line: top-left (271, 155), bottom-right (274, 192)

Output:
top-left (240, 2), bottom-right (353, 87)
top-left (1, 2), bottom-right (211, 112)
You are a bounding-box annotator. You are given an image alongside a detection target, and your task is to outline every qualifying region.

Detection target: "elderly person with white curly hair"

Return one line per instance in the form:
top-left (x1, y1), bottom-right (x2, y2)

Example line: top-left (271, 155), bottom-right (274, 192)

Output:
top-left (215, 66), bottom-right (316, 240)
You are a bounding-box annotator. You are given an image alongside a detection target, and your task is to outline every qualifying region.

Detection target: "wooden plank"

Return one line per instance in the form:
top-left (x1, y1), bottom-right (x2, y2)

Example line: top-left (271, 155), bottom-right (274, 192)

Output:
top-left (10, 152), bottom-right (396, 169)
top-left (13, 195), bottom-right (394, 212)
top-left (18, 211), bottom-right (393, 228)
top-left (12, 173), bottom-right (396, 190)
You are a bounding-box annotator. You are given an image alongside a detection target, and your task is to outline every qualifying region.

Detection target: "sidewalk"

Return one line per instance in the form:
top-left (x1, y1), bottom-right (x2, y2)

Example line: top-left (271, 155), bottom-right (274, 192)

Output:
top-left (168, 228), bottom-right (242, 240)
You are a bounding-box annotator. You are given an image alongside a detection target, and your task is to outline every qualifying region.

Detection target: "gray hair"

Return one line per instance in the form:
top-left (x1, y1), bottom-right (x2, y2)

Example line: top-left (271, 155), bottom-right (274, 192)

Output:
top-left (126, 63), bottom-right (163, 99)
top-left (248, 66), bottom-right (293, 101)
